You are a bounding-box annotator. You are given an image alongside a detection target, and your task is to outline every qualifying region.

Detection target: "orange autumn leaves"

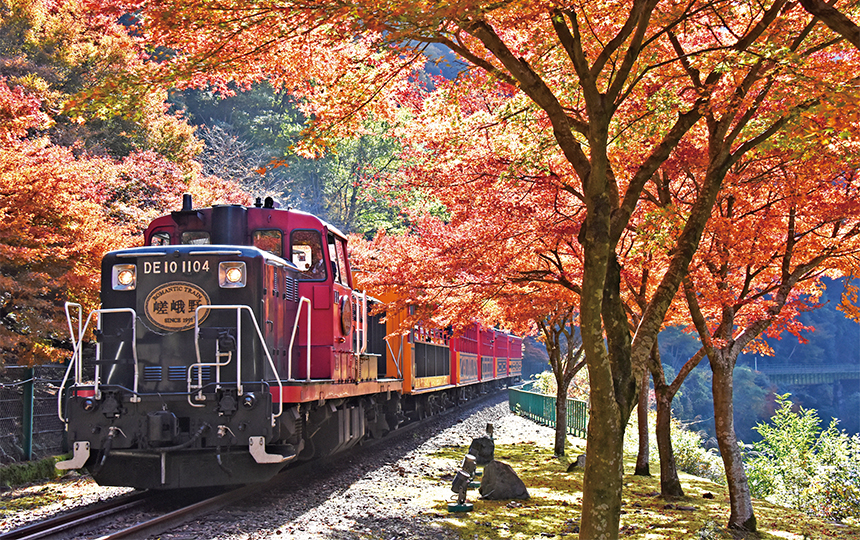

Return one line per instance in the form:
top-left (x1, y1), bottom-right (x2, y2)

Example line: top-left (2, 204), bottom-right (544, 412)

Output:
top-left (0, 78), bottom-right (248, 365)
top-left (1, 0), bottom-right (251, 365)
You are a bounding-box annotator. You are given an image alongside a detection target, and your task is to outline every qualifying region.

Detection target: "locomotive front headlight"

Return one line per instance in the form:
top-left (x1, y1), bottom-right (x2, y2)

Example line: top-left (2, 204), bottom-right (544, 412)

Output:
top-left (112, 264), bottom-right (136, 291)
top-left (219, 262), bottom-right (246, 288)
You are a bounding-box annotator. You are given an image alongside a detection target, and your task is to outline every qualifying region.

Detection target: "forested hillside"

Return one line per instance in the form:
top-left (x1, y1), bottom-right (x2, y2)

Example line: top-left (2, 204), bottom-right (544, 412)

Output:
top-left (0, 0), bottom-right (248, 365)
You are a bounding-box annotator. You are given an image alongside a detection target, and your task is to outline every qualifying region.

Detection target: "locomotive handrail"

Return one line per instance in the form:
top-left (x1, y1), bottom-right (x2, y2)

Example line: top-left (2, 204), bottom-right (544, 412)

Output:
top-left (193, 305), bottom-right (284, 422)
top-left (59, 302), bottom-right (82, 424)
top-left (287, 297), bottom-right (313, 382)
top-left (65, 302), bottom-right (83, 383)
top-left (58, 306), bottom-right (140, 423)
top-left (186, 346), bottom-right (233, 407)
top-left (352, 290), bottom-right (368, 355)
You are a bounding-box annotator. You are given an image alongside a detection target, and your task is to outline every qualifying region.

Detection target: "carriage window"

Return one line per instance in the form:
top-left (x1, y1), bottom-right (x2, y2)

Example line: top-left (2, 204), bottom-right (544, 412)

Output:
top-left (150, 231), bottom-right (171, 246)
top-left (291, 230), bottom-right (326, 281)
top-left (181, 231), bottom-right (211, 245)
top-left (253, 230), bottom-right (283, 257)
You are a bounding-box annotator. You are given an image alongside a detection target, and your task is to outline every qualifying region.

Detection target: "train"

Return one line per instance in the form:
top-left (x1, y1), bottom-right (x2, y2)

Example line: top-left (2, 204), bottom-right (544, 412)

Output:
top-left (56, 195), bottom-right (522, 489)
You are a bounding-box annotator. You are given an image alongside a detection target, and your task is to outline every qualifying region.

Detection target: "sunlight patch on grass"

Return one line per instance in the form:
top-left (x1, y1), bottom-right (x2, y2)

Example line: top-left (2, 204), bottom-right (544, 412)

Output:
top-left (430, 433), bottom-right (860, 539)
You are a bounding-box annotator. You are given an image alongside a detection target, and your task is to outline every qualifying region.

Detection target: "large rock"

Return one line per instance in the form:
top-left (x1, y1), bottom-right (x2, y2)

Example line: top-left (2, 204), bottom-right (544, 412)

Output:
top-left (468, 437), bottom-right (495, 465)
top-left (566, 453), bottom-right (586, 472)
top-left (479, 460), bottom-right (529, 500)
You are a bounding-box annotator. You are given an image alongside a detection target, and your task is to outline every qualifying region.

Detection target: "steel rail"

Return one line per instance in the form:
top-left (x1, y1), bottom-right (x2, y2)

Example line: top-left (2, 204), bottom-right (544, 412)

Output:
top-left (0, 491), bottom-right (149, 540)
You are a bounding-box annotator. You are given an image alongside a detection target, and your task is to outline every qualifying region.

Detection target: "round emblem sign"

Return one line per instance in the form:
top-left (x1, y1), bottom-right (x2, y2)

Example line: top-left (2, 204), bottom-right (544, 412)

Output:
top-left (144, 281), bottom-right (211, 332)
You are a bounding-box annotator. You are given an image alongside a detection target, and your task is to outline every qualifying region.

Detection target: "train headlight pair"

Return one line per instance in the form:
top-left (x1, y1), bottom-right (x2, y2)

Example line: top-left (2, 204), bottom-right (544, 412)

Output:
top-left (219, 262), bottom-right (246, 288)
top-left (112, 264), bottom-right (136, 291)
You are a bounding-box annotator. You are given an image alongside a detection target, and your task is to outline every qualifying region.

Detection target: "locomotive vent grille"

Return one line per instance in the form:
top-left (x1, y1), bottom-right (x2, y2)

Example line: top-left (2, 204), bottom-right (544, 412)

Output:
top-left (143, 366), bottom-right (162, 382)
top-left (168, 365), bottom-right (212, 382)
top-left (284, 275), bottom-right (299, 302)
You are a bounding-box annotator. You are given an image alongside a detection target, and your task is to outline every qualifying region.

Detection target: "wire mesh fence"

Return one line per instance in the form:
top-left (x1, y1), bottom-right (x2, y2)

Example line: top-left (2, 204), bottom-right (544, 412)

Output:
top-left (0, 364), bottom-right (68, 464)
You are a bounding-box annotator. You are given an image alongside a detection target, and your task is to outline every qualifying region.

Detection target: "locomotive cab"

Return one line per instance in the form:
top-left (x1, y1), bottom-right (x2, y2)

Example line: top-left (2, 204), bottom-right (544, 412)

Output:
top-left (143, 198), bottom-right (371, 383)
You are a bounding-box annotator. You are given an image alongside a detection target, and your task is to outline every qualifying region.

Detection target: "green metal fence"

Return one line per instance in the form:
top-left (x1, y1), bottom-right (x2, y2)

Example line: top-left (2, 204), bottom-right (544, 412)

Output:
top-left (508, 382), bottom-right (589, 439)
top-left (0, 365), bottom-right (67, 463)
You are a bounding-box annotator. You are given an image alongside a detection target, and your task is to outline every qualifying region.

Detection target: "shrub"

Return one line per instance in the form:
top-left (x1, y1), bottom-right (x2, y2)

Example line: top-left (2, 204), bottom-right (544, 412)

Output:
top-left (669, 420), bottom-right (725, 484)
top-left (747, 394), bottom-right (860, 521)
top-left (528, 370), bottom-right (590, 401)
top-left (623, 408), bottom-right (725, 484)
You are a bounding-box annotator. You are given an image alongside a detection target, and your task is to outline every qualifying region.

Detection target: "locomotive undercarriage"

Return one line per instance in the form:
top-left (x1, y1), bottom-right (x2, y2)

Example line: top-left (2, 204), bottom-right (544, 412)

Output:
top-left (60, 384), bottom-right (407, 489)
top-left (60, 382), bottom-right (292, 489)
top-left (60, 378), bottom-right (510, 489)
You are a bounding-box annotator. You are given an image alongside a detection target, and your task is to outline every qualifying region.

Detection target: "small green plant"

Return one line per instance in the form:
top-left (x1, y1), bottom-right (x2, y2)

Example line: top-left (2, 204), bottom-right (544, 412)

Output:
top-left (671, 424), bottom-right (725, 484)
top-left (747, 394), bottom-right (860, 521)
top-left (624, 410), bottom-right (725, 484)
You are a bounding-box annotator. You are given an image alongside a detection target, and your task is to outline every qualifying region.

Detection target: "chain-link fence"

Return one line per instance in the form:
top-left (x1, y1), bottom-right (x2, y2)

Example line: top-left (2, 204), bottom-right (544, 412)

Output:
top-left (0, 365), bottom-right (68, 464)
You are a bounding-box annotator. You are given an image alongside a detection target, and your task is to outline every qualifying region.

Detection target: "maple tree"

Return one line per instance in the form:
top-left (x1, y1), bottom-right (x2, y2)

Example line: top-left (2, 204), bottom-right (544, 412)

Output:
top-left (0, 0), bottom-right (249, 366)
top-left (616, 110), bottom-right (860, 513)
top-left (78, 0), bottom-right (860, 536)
top-left (0, 80), bottom-right (119, 365)
top-left (680, 144), bottom-right (860, 527)
top-left (0, 81), bottom-right (247, 366)
top-left (532, 297), bottom-right (586, 457)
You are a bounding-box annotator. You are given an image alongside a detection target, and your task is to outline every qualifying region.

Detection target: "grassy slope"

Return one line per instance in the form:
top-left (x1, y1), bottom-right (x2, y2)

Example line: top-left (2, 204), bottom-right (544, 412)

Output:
top-left (427, 438), bottom-right (860, 539)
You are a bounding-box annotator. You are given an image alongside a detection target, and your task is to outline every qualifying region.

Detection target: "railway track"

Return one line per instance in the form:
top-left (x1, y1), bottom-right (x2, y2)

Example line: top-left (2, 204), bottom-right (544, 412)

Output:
top-left (0, 491), bottom-right (151, 540)
top-left (1, 389), bottom-right (506, 540)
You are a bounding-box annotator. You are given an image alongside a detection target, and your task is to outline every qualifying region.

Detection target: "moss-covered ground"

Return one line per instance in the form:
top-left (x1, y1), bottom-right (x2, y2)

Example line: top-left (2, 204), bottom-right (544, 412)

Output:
top-left (0, 482), bottom-right (67, 516)
top-left (427, 441), bottom-right (860, 539)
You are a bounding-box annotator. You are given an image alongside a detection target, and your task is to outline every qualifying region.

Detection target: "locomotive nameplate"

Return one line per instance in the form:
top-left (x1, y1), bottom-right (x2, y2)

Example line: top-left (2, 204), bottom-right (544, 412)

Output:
top-left (144, 281), bottom-right (211, 332)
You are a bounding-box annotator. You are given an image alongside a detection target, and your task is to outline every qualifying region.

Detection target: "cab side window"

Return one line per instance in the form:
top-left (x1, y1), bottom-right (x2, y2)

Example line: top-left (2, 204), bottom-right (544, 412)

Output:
top-left (329, 234), bottom-right (350, 287)
top-left (253, 230), bottom-right (283, 257)
top-left (327, 234), bottom-right (341, 284)
top-left (291, 230), bottom-right (326, 281)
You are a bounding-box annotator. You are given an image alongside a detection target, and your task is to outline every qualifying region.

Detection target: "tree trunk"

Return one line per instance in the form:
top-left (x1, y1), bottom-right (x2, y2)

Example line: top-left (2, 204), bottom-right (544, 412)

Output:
top-left (654, 387), bottom-right (684, 497)
top-left (580, 253), bottom-right (638, 540)
top-left (555, 387), bottom-right (568, 456)
top-left (634, 369), bottom-right (650, 476)
top-left (711, 354), bottom-right (756, 531)
top-left (580, 395), bottom-right (625, 540)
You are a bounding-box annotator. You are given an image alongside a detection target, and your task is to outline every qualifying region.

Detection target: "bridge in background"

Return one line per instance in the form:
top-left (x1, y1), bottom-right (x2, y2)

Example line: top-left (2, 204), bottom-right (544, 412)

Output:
top-left (756, 363), bottom-right (860, 385)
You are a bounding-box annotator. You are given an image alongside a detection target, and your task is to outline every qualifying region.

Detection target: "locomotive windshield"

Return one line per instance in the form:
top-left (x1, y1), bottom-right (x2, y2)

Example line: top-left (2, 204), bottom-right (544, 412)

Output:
top-left (150, 230), bottom-right (171, 245)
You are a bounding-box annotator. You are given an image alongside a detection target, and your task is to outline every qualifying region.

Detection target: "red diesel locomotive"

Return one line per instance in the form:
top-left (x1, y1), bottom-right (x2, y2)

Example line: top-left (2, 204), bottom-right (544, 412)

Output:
top-left (57, 195), bottom-right (522, 489)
